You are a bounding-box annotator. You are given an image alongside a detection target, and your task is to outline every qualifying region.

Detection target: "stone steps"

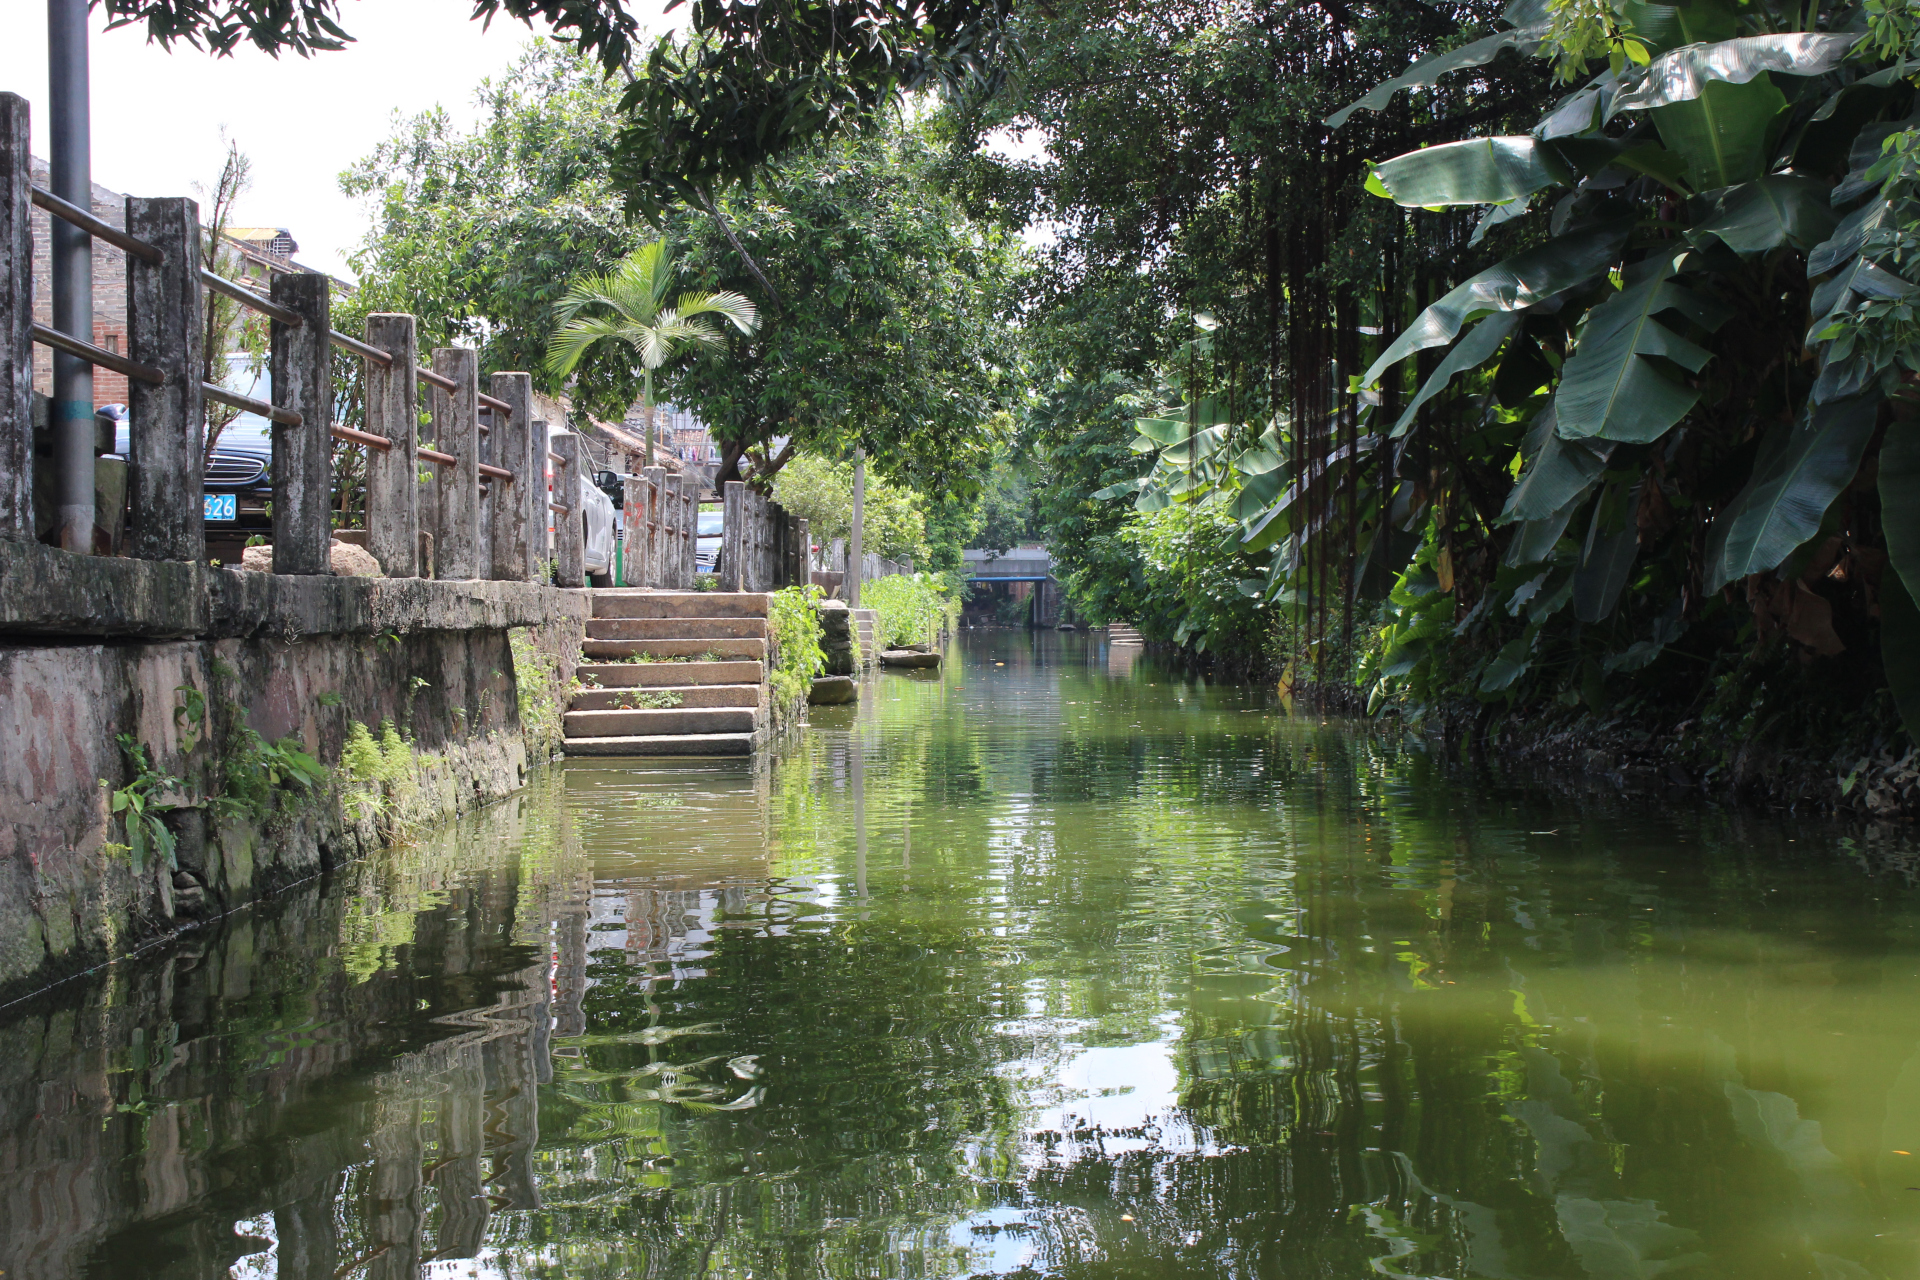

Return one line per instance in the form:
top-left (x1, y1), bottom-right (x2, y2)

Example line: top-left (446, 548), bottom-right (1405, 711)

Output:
top-left (581, 636), bottom-right (767, 662)
top-left (565, 706), bottom-right (758, 737)
top-left (586, 616), bottom-right (768, 641)
top-left (569, 683), bottom-right (762, 711)
top-left (574, 660), bottom-right (764, 688)
top-left (563, 732), bottom-right (759, 757)
top-left (565, 590), bottom-right (774, 757)
top-left (590, 590), bottom-right (771, 619)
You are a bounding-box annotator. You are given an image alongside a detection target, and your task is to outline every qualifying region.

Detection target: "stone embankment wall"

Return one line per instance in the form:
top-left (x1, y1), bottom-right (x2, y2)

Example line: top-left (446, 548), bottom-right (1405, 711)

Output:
top-left (0, 539), bottom-right (588, 1001)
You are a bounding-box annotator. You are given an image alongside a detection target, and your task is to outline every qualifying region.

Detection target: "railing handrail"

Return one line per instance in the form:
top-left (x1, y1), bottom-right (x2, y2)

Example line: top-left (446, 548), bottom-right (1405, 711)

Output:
top-left (30, 322), bottom-right (164, 386)
top-left (205, 381), bottom-right (301, 427)
top-left (30, 184), bottom-right (162, 263)
top-left (201, 269), bottom-right (303, 327)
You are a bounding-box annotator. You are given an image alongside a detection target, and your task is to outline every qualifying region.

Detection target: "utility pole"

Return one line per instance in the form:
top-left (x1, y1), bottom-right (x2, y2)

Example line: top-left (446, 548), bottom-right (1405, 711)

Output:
top-left (849, 447), bottom-right (864, 607)
top-left (48, 0), bottom-right (94, 552)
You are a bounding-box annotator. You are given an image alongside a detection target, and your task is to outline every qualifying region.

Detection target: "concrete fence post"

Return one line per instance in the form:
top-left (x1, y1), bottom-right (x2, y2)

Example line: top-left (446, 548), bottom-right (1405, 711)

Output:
top-left (1, 95), bottom-right (31, 541)
top-left (682, 474), bottom-right (696, 587)
top-left (796, 517), bottom-right (810, 586)
top-left (663, 470), bottom-right (677, 587)
top-left (668, 474), bottom-right (683, 587)
top-left (674, 474), bottom-right (691, 588)
top-left (621, 474), bottom-right (646, 586)
top-left (529, 417), bottom-right (550, 579)
top-left (125, 195), bottom-right (204, 562)
top-left (683, 476), bottom-right (697, 585)
top-left (269, 272), bottom-right (331, 574)
top-left (761, 494), bottom-right (774, 589)
top-left (642, 465), bottom-right (664, 588)
top-left (769, 501), bottom-right (785, 588)
top-left (663, 471), bottom-right (682, 589)
top-left (721, 480), bottom-right (745, 592)
top-left (489, 372), bottom-right (532, 581)
top-left (552, 431), bottom-right (584, 588)
top-left (415, 424), bottom-right (438, 577)
top-left (432, 347), bottom-right (479, 579)
top-left (364, 314), bottom-right (419, 577)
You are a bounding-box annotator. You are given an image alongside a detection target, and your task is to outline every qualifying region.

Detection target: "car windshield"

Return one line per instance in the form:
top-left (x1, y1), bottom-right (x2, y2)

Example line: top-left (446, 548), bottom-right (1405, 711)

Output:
top-left (698, 513), bottom-right (723, 536)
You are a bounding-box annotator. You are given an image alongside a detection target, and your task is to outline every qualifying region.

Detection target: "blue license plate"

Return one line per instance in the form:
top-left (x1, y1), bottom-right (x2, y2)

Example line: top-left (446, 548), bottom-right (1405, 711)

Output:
top-left (204, 493), bottom-right (237, 522)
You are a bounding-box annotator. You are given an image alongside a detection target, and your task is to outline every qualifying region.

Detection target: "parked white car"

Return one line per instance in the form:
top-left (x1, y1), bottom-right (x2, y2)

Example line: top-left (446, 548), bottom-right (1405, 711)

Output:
top-left (548, 431), bottom-right (616, 586)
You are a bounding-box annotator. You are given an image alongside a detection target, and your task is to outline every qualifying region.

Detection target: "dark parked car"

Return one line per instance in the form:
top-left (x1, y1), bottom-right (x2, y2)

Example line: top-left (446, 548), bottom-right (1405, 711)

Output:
top-left (107, 402), bottom-right (274, 561)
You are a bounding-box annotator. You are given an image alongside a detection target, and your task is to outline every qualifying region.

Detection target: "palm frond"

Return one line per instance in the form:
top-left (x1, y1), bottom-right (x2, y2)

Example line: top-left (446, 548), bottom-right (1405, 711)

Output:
top-left (546, 314), bottom-right (630, 378)
top-left (671, 289), bottom-right (760, 334)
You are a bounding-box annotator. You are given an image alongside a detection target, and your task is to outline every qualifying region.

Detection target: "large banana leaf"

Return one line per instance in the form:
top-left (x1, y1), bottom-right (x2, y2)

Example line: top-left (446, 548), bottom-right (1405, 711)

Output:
top-left (1617, 0), bottom-right (1737, 52)
top-left (1228, 466), bottom-right (1290, 519)
top-left (1363, 220), bottom-right (1631, 387)
top-left (1554, 253), bottom-right (1731, 443)
top-left (1808, 197), bottom-right (1894, 276)
top-left (1652, 75), bottom-right (1790, 189)
top-left (1506, 498), bottom-right (1584, 564)
top-left (1688, 175), bottom-right (1838, 255)
top-left (1702, 394), bottom-right (1878, 592)
top-left (1573, 479), bottom-right (1642, 621)
top-left (1608, 34), bottom-right (1856, 116)
top-left (1882, 419), bottom-right (1920, 613)
top-left (1503, 407), bottom-right (1615, 521)
top-left (1536, 77), bottom-right (1616, 140)
top-left (1391, 312), bottom-right (1522, 437)
top-left (1327, 26), bottom-right (1548, 129)
top-left (1881, 566), bottom-right (1920, 742)
top-left (1370, 137), bottom-right (1571, 208)
top-left (1809, 256), bottom-right (1914, 341)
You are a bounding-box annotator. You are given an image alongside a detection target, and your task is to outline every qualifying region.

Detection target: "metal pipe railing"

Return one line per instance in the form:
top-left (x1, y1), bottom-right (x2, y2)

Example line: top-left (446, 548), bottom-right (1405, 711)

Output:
top-left (30, 322), bottom-right (165, 385)
top-left (330, 329), bottom-right (392, 365)
top-left (31, 184), bottom-right (161, 263)
top-left (201, 269), bottom-right (302, 327)
top-left (478, 461), bottom-right (511, 481)
top-left (205, 381), bottom-right (301, 427)
top-left (416, 445), bottom-right (457, 466)
top-left (331, 425), bottom-right (391, 451)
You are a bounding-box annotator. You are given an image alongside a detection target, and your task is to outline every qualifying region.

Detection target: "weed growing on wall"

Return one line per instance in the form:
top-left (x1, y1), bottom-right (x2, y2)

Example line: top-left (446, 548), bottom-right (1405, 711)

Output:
top-left (510, 628), bottom-right (568, 750)
top-left (769, 585), bottom-right (827, 704)
top-left (103, 736), bottom-right (181, 874)
top-left (339, 719), bottom-right (418, 819)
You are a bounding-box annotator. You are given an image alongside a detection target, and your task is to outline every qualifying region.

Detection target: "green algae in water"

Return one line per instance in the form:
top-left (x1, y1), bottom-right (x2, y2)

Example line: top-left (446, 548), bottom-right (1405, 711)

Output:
top-left (6, 632), bottom-right (1920, 1279)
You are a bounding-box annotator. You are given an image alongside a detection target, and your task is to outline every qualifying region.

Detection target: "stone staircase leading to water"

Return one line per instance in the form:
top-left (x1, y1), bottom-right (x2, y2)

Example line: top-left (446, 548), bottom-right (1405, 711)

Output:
top-left (564, 591), bottom-right (770, 756)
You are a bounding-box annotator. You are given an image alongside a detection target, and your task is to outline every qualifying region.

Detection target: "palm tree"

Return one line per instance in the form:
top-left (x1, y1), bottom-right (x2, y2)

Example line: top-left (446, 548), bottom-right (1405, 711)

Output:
top-left (546, 239), bottom-right (758, 467)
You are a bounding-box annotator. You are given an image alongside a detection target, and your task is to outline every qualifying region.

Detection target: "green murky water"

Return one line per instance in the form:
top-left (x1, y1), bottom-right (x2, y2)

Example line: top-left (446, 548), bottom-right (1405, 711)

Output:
top-left (5, 632), bottom-right (1919, 1279)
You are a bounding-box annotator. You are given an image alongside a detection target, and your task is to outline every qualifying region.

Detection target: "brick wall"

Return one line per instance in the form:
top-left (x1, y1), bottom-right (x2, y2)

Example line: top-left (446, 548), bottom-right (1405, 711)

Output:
top-left (28, 157), bottom-right (130, 408)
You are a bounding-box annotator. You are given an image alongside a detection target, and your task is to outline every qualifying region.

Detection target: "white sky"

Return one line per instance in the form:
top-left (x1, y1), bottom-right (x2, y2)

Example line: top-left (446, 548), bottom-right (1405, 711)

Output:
top-left (0, 0), bottom-right (685, 280)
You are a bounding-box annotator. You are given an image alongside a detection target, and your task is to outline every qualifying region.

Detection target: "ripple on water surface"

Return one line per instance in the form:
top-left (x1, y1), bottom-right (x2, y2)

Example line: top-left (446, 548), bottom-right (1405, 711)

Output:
top-left (4, 630), bottom-right (1919, 1280)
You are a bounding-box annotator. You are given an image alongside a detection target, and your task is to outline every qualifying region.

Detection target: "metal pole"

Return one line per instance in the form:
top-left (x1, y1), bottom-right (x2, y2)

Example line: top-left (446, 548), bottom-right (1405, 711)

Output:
top-left (849, 448), bottom-right (864, 607)
top-left (48, 0), bottom-right (93, 552)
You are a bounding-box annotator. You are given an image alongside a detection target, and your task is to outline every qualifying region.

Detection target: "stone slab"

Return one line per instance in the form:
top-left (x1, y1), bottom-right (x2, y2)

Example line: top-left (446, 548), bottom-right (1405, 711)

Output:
top-left (562, 732), bottom-right (757, 757)
top-left (569, 683), bottom-right (763, 710)
top-left (574, 660), bottom-right (764, 688)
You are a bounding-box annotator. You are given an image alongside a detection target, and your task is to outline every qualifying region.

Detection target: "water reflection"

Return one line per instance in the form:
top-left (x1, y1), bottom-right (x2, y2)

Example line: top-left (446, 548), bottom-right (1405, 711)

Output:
top-left (4, 632), bottom-right (1920, 1278)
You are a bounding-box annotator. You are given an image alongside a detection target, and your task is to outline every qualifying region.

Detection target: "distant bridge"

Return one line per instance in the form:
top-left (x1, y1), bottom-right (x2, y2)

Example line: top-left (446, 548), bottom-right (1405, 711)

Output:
top-left (962, 547), bottom-right (1053, 583)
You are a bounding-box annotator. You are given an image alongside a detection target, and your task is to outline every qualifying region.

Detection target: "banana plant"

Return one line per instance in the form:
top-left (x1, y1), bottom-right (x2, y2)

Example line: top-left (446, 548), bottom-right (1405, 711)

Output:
top-left (1316, 0), bottom-right (1920, 728)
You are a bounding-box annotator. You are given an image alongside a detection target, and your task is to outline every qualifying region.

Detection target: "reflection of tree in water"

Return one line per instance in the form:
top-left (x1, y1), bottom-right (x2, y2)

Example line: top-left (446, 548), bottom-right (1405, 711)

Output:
top-left (10, 637), bottom-right (1920, 1279)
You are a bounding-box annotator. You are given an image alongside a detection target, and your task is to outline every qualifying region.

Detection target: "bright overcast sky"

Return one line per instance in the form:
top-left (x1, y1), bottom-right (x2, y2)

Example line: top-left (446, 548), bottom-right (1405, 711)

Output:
top-left (0, 0), bottom-right (685, 280)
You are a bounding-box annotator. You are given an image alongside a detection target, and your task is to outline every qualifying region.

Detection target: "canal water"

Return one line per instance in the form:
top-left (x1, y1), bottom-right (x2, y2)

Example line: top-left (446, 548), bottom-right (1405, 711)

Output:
top-left (4, 632), bottom-right (1919, 1279)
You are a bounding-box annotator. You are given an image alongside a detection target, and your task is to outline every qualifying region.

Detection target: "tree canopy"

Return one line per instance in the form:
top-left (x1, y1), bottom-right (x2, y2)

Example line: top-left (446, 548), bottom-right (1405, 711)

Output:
top-left (344, 42), bottom-right (1023, 495)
